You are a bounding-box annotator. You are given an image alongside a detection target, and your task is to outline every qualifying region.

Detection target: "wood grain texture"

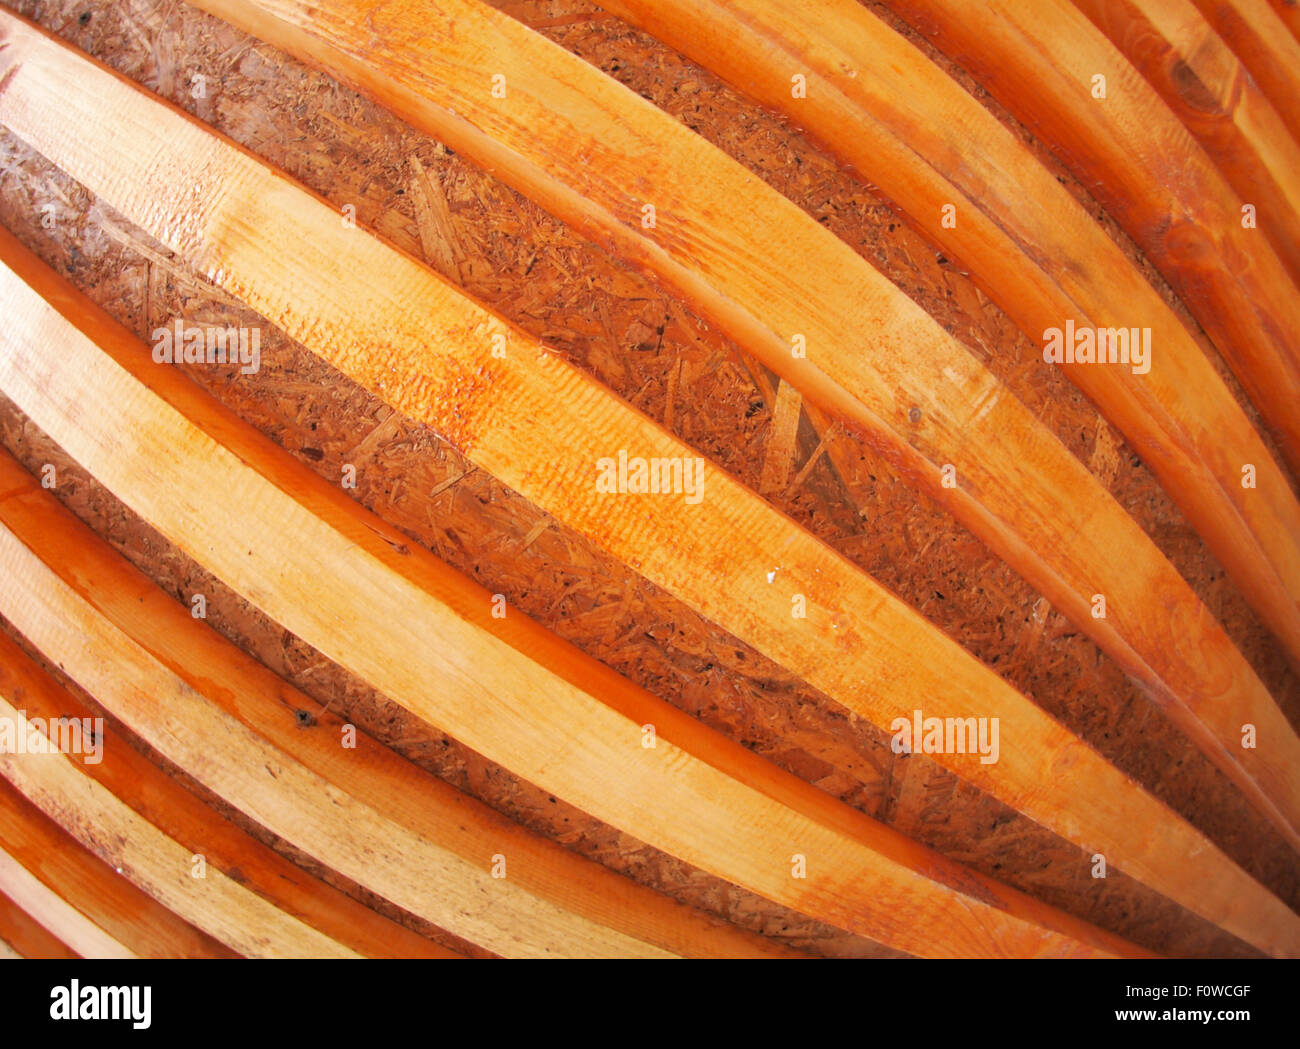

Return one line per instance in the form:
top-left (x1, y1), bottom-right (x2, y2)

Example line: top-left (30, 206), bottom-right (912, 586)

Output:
top-left (0, 240), bottom-right (1149, 961)
top-left (0, 461), bottom-right (795, 961)
top-left (1073, 0), bottom-right (1300, 283)
top-left (0, 891), bottom-right (77, 959)
top-left (0, 694), bottom-right (365, 958)
top-left (1190, 0), bottom-right (1300, 140)
top-left (1265, 0), bottom-right (1300, 40)
top-left (0, 14), bottom-right (1291, 954)
top-left (0, 780), bottom-right (237, 959)
top-left (174, 0), bottom-right (1300, 841)
top-left (0, 631), bottom-right (454, 959)
top-left (0, 847), bottom-right (135, 959)
top-left (883, 0), bottom-right (1300, 477)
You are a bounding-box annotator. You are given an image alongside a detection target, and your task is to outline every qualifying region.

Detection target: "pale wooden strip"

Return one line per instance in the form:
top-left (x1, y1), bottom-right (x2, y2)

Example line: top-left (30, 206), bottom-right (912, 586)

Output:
top-left (599, 0), bottom-right (1300, 674)
top-left (0, 697), bottom-right (361, 959)
top-left (0, 848), bottom-right (135, 960)
top-left (0, 630), bottom-right (459, 960)
top-left (172, 0), bottom-right (1300, 841)
top-left (0, 937), bottom-right (20, 959)
top-left (0, 22), bottom-right (1288, 954)
top-left (0, 524), bottom-right (674, 960)
top-left (0, 254), bottom-right (1148, 957)
top-left (0, 453), bottom-right (796, 961)
top-left (0, 779), bottom-right (237, 958)
top-left (0, 891), bottom-right (76, 959)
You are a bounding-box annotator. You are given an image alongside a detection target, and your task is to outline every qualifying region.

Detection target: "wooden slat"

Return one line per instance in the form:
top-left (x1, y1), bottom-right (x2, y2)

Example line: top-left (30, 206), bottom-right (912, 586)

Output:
top-left (0, 636), bottom-right (458, 960)
top-left (0, 639), bottom-right (456, 958)
top-left (0, 779), bottom-right (237, 959)
top-left (1190, 0), bottom-right (1300, 140)
top-left (881, 0), bottom-right (1300, 475)
top-left (0, 246), bottom-right (1148, 961)
top-left (0, 462), bottom-right (797, 961)
top-left (0, 891), bottom-right (76, 959)
top-left (0, 702), bottom-right (357, 959)
top-left (1265, 0), bottom-right (1300, 40)
top-left (1073, 0), bottom-right (1300, 284)
top-left (171, 0), bottom-right (1300, 839)
top-left (0, 18), bottom-right (1291, 955)
top-left (0, 847), bottom-right (135, 959)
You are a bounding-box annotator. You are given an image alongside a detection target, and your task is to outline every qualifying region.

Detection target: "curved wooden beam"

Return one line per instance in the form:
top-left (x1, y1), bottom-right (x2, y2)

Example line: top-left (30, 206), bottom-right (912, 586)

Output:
top-left (0, 780), bottom-right (237, 958)
top-left (1072, 0), bottom-right (1300, 284)
top-left (0, 696), bottom-right (363, 958)
top-left (1190, 0), bottom-right (1300, 140)
top-left (0, 16), bottom-right (1291, 954)
top-left (0, 249), bottom-right (1149, 961)
top-left (0, 847), bottom-right (135, 959)
top-left (0, 891), bottom-right (77, 959)
top-left (0, 632), bottom-right (460, 959)
top-left (165, 0), bottom-right (1300, 830)
top-left (0, 462), bottom-right (798, 961)
top-left (880, 0), bottom-right (1300, 476)
top-left (1265, 0), bottom-right (1300, 40)
top-left (591, 0), bottom-right (1300, 664)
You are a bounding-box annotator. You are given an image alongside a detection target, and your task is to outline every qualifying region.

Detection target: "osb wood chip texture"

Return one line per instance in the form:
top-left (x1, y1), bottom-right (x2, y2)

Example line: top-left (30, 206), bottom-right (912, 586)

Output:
top-left (0, 0), bottom-right (1294, 957)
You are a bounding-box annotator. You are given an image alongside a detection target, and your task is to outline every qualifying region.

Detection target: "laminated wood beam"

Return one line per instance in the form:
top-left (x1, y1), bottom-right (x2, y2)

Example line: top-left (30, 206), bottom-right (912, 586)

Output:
top-left (879, 0), bottom-right (1300, 474)
top-left (0, 22), bottom-right (1293, 955)
top-left (0, 463), bottom-right (799, 961)
top-left (1072, 0), bottom-right (1300, 284)
top-left (0, 780), bottom-right (237, 959)
top-left (0, 891), bottom-right (77, 959)
top-left (0, 633), bottom-right (458, 959)
top-left (166, 0), bottom-right (1300, 830)
top-left (0, 247), bottom-right (1148, 962)
top-left (1189, 0), bottom-right (1300, 140)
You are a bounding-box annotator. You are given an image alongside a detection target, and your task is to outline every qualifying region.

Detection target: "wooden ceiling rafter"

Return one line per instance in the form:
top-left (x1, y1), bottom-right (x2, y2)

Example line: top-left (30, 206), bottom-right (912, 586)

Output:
top-left (0, 660), bottom-right (389, 958)
top-left (0, 55), bottom-right (1294, 957)
top-left (0, 1), bottom-right (1291, 959)
top-left (1072, 0), bottom-right (1300, 284)
top-left (0, 230), bottom-right (1157, 960)
top-left (879, 0), bottom-right (1300, 475)
top-left (0, 442), bottom-right (802, 960)
top-left (595, 0), bottom-right (1300, 675)
top-left (0, 779), bottom-right (239, 959)
top-left (161, 0), bottom-right (1300, 847)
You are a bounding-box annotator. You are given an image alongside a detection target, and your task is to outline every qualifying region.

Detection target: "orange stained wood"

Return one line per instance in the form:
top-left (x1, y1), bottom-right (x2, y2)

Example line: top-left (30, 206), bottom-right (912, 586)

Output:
top-left (880, 0), bottom-right (1300, 477)
top-left (0, 17), bottom-right (1293, 954)
top-left (169, 0), bottom-right (1300, 835)
top-left (0, 249), bottom-right (1153, 963)
top-left (0, 890), bottom-right (78, 959)
top-left (0, 780), bottom-right (238, 959)
top-left (0, 468), bottom-right (803, 961)
top-left (1189, 0), bottom-right (1300, 140)
top-left (0, 632), bottom-right (459, 959)
top-left (1073, 0), bottom-right (1300, 284)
